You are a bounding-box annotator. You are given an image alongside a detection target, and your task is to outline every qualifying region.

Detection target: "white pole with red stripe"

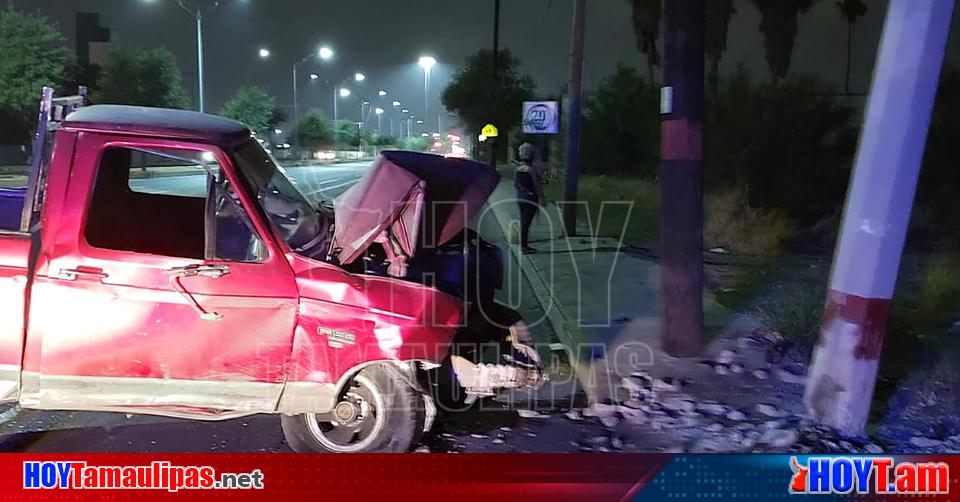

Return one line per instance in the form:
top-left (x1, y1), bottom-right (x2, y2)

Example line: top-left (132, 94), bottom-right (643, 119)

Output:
top-left (803, 0), bottom-right (956, 434)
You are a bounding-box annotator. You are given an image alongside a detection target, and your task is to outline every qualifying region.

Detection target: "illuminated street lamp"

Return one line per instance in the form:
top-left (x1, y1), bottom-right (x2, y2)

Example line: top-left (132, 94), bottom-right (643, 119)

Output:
top-left (334, 72), bottom-right (366, 144)
top-left (375, 107), bottom-right (385, 134)
top-left (418, 56), bottom-right (437, 132)
top-left (293, 46), bottom-right (335, 128)
top-left (140, 0), bottom-right (248, 112)
top-left (258, 48), bottom-right (271, 59)
top-left (378, 90), bottom-right (388, 97)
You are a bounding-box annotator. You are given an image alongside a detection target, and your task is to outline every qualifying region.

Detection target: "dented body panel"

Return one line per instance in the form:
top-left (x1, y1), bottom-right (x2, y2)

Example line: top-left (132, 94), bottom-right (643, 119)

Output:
top-left (0, 105), bottom-right (483, 421)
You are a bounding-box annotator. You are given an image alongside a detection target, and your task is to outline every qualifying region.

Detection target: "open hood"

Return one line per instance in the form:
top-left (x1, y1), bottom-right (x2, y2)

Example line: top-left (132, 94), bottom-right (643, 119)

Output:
top-left (332, 151), bottom-right (500, 270)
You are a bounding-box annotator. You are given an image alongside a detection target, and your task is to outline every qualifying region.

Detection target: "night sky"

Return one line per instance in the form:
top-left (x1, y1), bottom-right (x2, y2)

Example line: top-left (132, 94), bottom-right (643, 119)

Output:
top-left (23, 0), bottom-right (960, 130)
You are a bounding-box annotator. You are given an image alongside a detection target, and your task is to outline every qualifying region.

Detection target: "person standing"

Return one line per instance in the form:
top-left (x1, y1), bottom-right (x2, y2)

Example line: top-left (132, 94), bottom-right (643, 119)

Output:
top-left (514, 142), bottom-right (542, 254)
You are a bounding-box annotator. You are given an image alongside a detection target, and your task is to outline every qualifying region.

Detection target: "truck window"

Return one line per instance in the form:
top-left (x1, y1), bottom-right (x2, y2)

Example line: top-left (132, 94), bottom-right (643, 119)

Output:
top-left (84, 147), bottom-right (265, 262)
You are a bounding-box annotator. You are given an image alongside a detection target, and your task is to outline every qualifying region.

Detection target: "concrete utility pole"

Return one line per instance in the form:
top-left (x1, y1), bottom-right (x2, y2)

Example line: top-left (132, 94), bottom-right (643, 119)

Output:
top-left (804, 0), bottom-right (955, 434)
top-left (659, 0), bottom-right (705, 357)
top-left (562, 0), bottom-right (587, 236)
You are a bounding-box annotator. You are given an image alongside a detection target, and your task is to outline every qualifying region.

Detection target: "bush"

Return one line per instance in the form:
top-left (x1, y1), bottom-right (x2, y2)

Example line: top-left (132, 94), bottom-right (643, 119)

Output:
top-left (753, 283), bottom-right (824, 344)
top-left (581, 65), bottom-right (660, 178)
top-left (705, 189), bottom-right (795, 255)
top-left (918, 70), bottom-right (960, 239)
top-left (706, 68), bottom-right (858, 224)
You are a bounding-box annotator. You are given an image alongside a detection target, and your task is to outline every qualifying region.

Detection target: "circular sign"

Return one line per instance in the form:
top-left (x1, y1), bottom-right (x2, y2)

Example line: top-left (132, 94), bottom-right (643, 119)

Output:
top-left (524, 104), bottom-right (556, 133)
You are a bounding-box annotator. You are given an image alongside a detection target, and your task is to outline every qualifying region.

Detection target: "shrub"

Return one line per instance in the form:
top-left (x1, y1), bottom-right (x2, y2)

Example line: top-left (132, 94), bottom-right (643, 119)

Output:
top-left (705, 189), bottom-right (795, 255)
top-left (752, 283), bottom-right (824, 344)
top-left (706, 68), bottom-right (858, 224)
top-left (581, 65), bottom-right (660, 178)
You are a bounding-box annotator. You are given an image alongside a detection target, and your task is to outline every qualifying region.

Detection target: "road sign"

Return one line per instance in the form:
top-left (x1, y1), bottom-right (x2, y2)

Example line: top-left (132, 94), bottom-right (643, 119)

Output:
top-left (481, 124), bottom-right (499, 138)
top-left (522, 101), bottom-right (560, 134)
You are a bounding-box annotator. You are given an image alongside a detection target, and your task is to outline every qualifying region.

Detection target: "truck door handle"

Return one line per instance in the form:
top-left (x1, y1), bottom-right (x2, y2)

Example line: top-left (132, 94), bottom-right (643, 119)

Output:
top-left (164, 265), bottom-right (229, 321)
top-left (164, 264), bottom-right (230, 279)
top-left (56, 268), bottom-right (109, 282)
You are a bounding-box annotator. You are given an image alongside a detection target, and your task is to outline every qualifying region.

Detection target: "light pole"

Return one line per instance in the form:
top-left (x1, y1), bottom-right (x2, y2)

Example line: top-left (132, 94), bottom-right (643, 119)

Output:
top-left (334, 87), bottom-right (352, 146)
top-left (390, 101), bottom-right (401, 137)
top-left (375, 108), bottom-right (385, 135)
top-left (141, 0), bottom-right (227, 112)
top-left (333, 73), bottom-right (365, 145)
top-left (361, 101), bottom-right (370, 132)
top-left (293, 46), bottom-right (334, 130)
top-left (418, 56), bottom-right (436, 133)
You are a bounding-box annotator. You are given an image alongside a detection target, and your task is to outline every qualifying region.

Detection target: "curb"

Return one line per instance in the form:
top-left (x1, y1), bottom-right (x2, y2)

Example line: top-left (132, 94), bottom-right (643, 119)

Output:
top-left (487, 191), bottom-right (623, 404)
top-left (487, 197), bottom-right (575, 352)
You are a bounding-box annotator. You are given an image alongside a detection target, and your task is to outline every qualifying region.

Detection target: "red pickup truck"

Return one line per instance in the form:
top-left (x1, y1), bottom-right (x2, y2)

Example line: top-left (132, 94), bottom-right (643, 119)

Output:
top-left (0, 91), bottom-right (543, 452)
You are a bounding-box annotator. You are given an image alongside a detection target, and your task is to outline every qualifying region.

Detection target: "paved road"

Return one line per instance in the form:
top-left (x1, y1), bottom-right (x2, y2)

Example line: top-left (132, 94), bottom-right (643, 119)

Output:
top-left (0, 161), bottom-right (592, 454)
top-left (128, 161), bottom-right (371, 202)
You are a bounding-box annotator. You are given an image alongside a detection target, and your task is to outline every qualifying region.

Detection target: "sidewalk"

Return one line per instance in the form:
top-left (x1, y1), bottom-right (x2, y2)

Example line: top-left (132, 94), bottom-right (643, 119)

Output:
top-left (483, 178), bottom-right (882, 453)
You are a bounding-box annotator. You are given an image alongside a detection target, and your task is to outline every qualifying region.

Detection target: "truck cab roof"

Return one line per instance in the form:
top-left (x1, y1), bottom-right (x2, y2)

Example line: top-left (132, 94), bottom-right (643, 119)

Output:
top-left (63, 105), bottom-right (252, 146)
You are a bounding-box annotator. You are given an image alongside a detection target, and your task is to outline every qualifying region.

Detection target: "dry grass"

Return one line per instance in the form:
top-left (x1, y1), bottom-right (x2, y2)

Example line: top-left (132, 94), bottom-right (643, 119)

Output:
top-left (705, 189), bottom-right (795, 255)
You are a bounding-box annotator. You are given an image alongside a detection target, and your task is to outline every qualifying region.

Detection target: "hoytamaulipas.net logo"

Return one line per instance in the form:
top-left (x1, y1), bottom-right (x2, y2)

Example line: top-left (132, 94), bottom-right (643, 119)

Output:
top-left (24, 461), bottom-right (264, 492)
top-left (789, 456), bottom-right (949, 495)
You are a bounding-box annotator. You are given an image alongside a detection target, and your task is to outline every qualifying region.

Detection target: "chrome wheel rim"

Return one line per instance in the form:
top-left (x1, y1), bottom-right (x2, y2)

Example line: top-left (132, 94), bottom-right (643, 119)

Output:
top-left (305, 373), bottom-right (386, 452)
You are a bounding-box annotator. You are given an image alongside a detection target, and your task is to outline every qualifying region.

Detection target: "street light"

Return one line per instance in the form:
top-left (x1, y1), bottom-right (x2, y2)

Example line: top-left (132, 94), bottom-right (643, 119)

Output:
top-left (141, 0), bottom-right (241, 112)
top-left (334, 72), bottom-right (365, 146)
top-left (378, 90), bottom-right (388, 97)
top-left (258, 48), bottom-right (271, 59)
top-left (375, 107), bottom-right (385, 134)
top-left (418, 56), bottom-right (437, 132)
top-left (293, 46), bottom-right (335, 129)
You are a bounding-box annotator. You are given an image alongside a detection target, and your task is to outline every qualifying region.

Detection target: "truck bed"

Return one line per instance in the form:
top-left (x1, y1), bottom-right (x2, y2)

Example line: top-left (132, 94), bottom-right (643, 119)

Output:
top-left (0, 188), bottom-right (25, 232)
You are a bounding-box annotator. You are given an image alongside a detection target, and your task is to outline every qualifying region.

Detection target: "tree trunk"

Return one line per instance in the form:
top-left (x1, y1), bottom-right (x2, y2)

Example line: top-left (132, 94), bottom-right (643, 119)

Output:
top-left (845, 22), bottom-right (853, 95)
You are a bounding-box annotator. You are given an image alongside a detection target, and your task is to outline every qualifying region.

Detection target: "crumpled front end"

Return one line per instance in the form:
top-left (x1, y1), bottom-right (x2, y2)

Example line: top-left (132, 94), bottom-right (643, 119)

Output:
top-left (450, 319), bottom-right (548, 396)
top-left (279, 255), bottom-right (465, 414)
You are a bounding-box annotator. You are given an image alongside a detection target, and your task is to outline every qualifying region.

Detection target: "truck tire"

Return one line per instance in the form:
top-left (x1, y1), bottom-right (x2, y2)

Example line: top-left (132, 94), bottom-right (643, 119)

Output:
top-left (281, 363), bottom-right (424, 453)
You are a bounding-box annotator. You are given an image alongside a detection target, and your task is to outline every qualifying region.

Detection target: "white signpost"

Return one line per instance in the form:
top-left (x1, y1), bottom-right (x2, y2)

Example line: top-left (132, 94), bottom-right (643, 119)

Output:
top-left (522, 101), bottom-right (560, 135)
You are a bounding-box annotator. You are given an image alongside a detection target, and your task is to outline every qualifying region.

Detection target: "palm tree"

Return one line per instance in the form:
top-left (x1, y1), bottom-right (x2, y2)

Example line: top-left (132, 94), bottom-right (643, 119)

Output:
top-left (836, 0), bottom-right (867, 95)
top-left (750, 0), bottom-right (818, 85)
top-left (706, 0), bottom-right (736, 97)
top-left (628, 0), bottom-right (662, 82)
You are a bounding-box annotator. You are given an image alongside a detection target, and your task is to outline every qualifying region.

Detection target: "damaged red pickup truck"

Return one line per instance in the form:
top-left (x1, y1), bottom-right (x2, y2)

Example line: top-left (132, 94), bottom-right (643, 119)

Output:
top-left (0, 91), bottom-right (544, 452)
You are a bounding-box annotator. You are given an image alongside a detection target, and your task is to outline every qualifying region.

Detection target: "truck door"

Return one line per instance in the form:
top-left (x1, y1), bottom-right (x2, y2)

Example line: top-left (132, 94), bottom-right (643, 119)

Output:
top-left (21, 133), bottom-right (299, 415)
top-left (0, 234), bottom-right (29, 403)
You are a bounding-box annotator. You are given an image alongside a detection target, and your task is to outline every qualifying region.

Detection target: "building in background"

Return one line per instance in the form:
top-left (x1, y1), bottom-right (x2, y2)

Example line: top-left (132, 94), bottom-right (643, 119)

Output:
top-left (76, 13), bottom-right (112, 88)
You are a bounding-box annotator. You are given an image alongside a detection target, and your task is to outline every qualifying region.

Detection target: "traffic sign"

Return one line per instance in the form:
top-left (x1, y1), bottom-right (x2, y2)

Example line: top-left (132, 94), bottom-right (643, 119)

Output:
top-left (522, 101), bottom-right (560, 134)
top-left (481, 124), bottom-right (499, 138)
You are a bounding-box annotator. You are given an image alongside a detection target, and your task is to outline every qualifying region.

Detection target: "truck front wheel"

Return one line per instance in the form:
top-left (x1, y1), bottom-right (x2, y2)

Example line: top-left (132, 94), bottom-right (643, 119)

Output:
top-left (281, 363), bottom-right (424, 453)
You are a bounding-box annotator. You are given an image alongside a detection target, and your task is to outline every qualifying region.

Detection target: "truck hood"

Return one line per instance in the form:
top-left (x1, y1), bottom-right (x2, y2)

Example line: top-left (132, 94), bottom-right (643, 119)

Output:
top-left (332, 151), bottom-right (500, 266)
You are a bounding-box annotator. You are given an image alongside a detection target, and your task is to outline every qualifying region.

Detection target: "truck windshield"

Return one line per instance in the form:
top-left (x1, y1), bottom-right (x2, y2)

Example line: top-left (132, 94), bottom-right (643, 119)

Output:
top-left (230, 140), bottom-right (331, 260)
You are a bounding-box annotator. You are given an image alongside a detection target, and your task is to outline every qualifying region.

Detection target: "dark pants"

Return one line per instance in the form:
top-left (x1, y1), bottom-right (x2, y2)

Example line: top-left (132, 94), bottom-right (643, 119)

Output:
top-left (515, 171), bottom-right (539, 248)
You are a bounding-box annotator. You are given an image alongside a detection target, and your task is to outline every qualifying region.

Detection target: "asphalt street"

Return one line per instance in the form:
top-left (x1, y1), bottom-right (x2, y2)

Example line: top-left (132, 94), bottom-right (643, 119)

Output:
top-left (128, 161), bottom-right (372, 202)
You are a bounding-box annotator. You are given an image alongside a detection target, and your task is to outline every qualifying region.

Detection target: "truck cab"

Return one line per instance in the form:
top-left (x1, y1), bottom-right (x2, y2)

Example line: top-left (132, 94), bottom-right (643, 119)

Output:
top-left (0, 96), bottom-right (544, 453)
